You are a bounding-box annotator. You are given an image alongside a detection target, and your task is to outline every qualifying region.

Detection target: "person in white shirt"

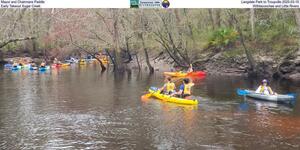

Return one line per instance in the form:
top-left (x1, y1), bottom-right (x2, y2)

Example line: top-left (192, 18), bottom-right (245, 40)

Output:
top-left (187, 64), bottom-right (193, 73)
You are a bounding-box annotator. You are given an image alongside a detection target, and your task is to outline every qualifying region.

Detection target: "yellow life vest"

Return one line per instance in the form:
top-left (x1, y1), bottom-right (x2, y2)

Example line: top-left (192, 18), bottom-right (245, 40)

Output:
top-left (259, 85), bottom-right (273, 94)
top-left (166, 82), bottom-right (175, 92)
top-left (183, 83), bottom-right (193, 95)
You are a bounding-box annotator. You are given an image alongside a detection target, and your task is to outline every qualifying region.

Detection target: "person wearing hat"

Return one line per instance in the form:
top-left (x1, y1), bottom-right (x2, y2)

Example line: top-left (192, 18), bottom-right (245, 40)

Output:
top-left (255, 79), bottom-right (276, 95)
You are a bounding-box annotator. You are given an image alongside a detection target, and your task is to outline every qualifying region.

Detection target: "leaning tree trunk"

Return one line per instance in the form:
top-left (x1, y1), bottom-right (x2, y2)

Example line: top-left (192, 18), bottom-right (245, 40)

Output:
top-left (139, 10), bottom-right (154, 74)
top-left (229, 10), bottom-right (257, 76)
top-left (140, 33), bottom-right (154, 73)
top-left (0, 37), bottom-right (35, 49)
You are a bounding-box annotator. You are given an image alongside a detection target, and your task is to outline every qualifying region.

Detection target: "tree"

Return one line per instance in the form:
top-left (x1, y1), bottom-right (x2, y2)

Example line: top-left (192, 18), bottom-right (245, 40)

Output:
top-left (138, 10), bottom-right (154, 73)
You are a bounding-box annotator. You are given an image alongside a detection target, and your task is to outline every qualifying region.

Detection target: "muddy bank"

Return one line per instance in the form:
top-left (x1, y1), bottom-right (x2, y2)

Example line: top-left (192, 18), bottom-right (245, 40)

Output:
top-left (273, 50), bottom-right (300, 81)
top-left (2, 49), bottom-right (300, 82)
top-left (141, 50), bottom-right (300, 81)
top-left (192, 50), bottom-right (300, 81)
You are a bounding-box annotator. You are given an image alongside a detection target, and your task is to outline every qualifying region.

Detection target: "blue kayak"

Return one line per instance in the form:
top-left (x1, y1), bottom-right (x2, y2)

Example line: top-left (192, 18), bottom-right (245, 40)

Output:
top-left (237, 89), bottom-right (296, 102)
top-left (39, 66), bottom-right (50, 71)
top-left (11, 66), bottom-right (21, 70)
top-left (4, 64), bottom-right (12, 68)
top-left (30, 66), bottom-right (38, 70)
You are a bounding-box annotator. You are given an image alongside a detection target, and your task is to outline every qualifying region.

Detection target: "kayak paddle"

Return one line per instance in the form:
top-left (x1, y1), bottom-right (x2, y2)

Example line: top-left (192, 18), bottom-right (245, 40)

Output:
top-left (141, 93), bottom-right (152, 99)
top-left (236, 89), bottom-right (250, 96)
top-left (141, 87), bottom-right (158, 99)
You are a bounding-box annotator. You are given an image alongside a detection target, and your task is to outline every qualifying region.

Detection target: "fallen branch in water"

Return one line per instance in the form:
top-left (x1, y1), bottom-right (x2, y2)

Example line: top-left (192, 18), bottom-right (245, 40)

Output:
top-left (69, 33), bottom-right (106, 71)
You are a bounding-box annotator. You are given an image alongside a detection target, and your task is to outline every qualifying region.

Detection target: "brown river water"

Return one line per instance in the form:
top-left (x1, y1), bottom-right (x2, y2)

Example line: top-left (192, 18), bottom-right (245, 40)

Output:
top-left (0, 64), bottom-right (300, 149)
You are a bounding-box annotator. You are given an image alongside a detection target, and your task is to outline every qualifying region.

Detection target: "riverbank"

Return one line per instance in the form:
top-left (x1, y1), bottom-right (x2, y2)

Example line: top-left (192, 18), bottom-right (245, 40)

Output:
top-left (2, 48), bottom-right (300, 82)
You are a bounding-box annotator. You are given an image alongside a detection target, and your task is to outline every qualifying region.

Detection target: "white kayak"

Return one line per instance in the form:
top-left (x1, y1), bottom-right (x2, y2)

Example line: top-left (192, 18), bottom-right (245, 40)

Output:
top-left (245, 90), bottom-right (295, 102)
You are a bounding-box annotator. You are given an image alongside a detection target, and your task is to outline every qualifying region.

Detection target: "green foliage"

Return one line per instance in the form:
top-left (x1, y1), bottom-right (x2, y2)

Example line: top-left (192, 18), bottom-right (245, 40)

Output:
top-left (256, 10), bottom-right (298, 43)
top-left (2, 42), bottom-right (20, 52)
top-left (208, 28), bottom-right (239, 50)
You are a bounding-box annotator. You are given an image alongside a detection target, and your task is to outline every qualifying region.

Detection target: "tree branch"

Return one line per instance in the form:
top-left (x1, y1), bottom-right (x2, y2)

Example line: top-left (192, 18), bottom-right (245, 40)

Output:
top-left (0, 37), bottom-right (35, 49)
top-left (69, 33), bottom-right (106, 71)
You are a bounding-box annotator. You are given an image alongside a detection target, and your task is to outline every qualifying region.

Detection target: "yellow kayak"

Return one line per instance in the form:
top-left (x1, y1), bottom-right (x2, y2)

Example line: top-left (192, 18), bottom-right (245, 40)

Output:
top-left (79, 60), bottom-right (86, 65)
top-left (61, 63), bottom-right (71, 67)
top-left (148, 87), bottom-right (198, 105)
top-left (164, 72), bottom-right (187, 77)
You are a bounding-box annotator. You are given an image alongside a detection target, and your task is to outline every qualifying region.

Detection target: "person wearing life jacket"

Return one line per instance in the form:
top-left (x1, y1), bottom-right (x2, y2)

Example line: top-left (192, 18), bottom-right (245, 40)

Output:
top-left (160, 77), bottom-right (176, 95)
top-left (177, 78), bottom-right (195, 99)
top-left (255, 79), bottom-right (276, 95)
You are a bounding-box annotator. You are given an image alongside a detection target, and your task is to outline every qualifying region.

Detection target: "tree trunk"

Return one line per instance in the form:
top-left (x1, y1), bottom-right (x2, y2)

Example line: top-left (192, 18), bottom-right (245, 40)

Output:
top-left (230, 11), bottom-right (256, 75)
top-left (140, 10), bottom-right (154, 74)
top-left (208, 9), bottom-right (215, 30)
top-left (215, 9), bottom-right (221, 28)
top-left (135, 53), bottom-right (141, 71)
top-left (124, 36), bottom-right (133, 63)
top-left (250, 8), bottom-right (255, 40)
top-left (140, 33), bottom-right (154, 73)
top-left (111, 9), bottom-right (124, 72)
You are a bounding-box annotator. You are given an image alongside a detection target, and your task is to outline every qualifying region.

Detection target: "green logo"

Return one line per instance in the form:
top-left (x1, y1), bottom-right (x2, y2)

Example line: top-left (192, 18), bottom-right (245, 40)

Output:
top-left (130, 0), bottom-right (139, 8)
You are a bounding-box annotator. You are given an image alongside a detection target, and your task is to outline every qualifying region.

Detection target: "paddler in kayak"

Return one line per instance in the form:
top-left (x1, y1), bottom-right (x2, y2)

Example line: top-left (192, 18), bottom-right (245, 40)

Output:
top-left (53, 58), bottom-right (62, 65)
top-left (160, 77), bottom-right (176, 95)
top-left (53, 58), bottom-right (58, 64)
top-left (255, 79), bottom-right (276, 95)
top-left (40, 62), bottom-right (46, 68)
top-left (176, 78), bottom-right (194, 99)
top-left (30, 61), bottom-right (37, 67)
top-left (187, 64), bottom-right (193, 73)
top-left (12, 61), bottom-right (18, 67)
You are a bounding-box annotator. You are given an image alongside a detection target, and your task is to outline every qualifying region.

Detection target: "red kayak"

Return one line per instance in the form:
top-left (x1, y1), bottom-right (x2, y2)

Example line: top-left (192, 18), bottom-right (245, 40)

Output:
top-left (187, 71), bottom-right (206, 77)
top-left (51, 64), bottom-right (62, 68)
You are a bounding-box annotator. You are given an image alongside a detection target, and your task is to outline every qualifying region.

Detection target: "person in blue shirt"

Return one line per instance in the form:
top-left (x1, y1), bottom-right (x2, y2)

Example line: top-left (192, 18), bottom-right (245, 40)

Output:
top-left (176, 78), bottom-right (194, 99)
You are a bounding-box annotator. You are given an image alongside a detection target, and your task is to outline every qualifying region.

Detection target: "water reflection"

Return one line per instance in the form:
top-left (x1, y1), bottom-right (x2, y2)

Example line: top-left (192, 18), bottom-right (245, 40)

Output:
top-left (0, 66), bottom-right (299, 149)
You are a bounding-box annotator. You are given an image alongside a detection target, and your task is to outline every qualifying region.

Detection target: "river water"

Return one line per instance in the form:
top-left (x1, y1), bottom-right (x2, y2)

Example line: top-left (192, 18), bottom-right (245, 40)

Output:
top-left (0, 65), bottom-right (299, 149)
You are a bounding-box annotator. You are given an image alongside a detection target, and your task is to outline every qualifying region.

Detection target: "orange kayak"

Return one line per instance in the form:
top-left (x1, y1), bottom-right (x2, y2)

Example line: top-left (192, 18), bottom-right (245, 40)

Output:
top-left (164, 71), bottom-right (206, 77)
